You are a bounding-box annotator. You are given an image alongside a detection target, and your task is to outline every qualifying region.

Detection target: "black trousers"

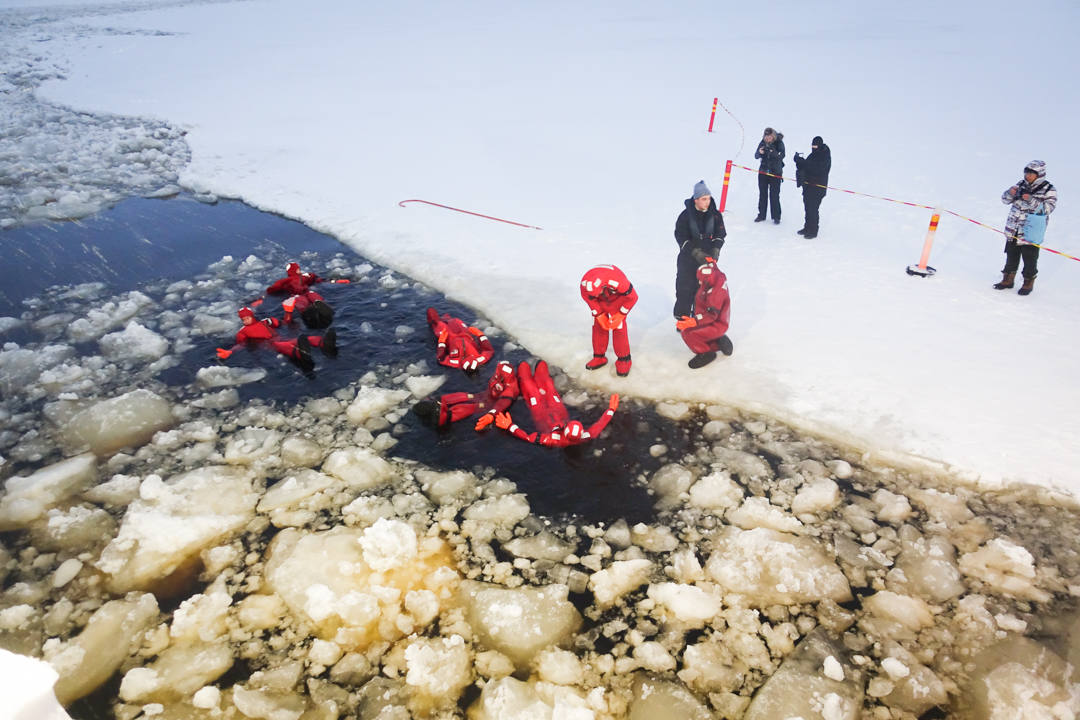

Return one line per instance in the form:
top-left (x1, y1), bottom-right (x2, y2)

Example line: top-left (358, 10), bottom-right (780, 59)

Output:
top-left (802, 186), bottom-right (825, 233)
top-left (674, 247), bottom-right (702, 318)
top-left (757, 175), bottom-right (781, 220)
top-left (1003, 240), bottom-right (1039, 278)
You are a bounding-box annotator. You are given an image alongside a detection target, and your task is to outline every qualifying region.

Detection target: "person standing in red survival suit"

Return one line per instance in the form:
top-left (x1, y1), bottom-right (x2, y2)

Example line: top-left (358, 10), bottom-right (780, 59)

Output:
top-left (675, 259), bottom-right (733, 369)
top-left (266, 262), bottom-right (324, 296)
top-left (580, 265), bottom-right (638, 377)
top-left (216, 307), bottom-right (336, 372)
top-left (492, 360), bottom-right (619, 447)
top-left (415, 361), bottom-right (520, 428)
top-left (426, 307), bottom-right (494, 372)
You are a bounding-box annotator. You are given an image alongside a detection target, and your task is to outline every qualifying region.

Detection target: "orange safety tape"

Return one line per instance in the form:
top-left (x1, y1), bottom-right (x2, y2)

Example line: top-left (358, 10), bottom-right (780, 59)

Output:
top-left (732, 164), bottom-right (1080, 263)
top-left (399, 199), bottom-right (542, 230)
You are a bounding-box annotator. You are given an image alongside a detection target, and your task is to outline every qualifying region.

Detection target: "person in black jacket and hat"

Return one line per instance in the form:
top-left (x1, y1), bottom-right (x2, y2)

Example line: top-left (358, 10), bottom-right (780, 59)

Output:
top-left (673, 180), bottom-right (727, 319)
top-left (793, 136), bottom-right (831, 239)
top-left (754, 127), bottom-right (785, 223)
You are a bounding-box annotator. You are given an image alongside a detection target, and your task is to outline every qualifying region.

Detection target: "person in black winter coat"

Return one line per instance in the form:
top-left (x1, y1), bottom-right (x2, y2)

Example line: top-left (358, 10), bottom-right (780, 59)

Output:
top-left (673, 180), bottom-right (727, 319)
top-left (754, 127), bottom-right (785, 223)
top-left (793, 136), bottom-right (831, 239)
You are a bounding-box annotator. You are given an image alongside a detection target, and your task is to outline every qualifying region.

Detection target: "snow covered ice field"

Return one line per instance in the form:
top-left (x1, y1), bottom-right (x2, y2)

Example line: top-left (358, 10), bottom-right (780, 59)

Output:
top-left (1, 0), bottom-right (1080, 718)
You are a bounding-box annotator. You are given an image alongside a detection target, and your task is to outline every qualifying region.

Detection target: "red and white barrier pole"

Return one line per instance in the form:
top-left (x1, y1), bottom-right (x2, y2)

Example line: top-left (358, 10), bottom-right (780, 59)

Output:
top-left (906, 209), bottom-right (941, 277)
top-left (707, 98), bottom-right (718, 133)
top-left (719, 159), bottom-right (733, 213)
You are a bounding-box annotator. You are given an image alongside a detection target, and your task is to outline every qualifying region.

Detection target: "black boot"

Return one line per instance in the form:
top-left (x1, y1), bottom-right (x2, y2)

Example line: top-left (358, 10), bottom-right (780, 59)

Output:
top-left (802, 231), bottom-right (817, 239)
top-left (716, 335), bottom-right (733, 356)
top-left (321, 328), bottom-right (338, 356)
top-left (993, 271), bottom-right (1016, 290)
top-left (754, 215), bottom-right (766, 222)
top-left (797, 228), bottom-right (806, 235)
top-left (1018, 276), bottom-right (1035, 296)
top-left (294, 335), bottom-right (315, 372)
top-left (688, 351), bottom-right (717, 369)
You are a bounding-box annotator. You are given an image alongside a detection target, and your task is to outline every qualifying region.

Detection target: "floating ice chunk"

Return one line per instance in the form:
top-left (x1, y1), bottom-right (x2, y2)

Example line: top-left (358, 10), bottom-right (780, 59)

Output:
top-left (47, 593), bottom-right (159, 705)
top-left (223, 427), bottom-right (281, 466)
top-left (265, 526), bottom-right (456, 651)
top-left (67, 291), bottom-right (154, 342)
top-left (649, 463), bottom-right (694, 510)
top-left (360, 518), bottom-right (418, 572)
top-left (871, 489), bottom-right (913, 524)
top-left (688, 470), bottom-right (743, 511)
top-left (404, 635), bottom-right (471, 708)
top-left (712, 445), bottom-right (773, 480)
top-left (792, 479), bottom-right (841, 515)
top-left (887, 528), bottom-right (964, 603)
top-left (959, 537), bottom-right (1050, 602)
top-left (0, 343), bottom-right (74, 396)
top-left (0, 648), bottom-right (72, 720)
top-left (346, 385), bottom-right (411, 424)
top-left (504, 530), bottom-right (576, 563)
top-left (96, 466), bottom-right (258, 594)
top-left (195, 365), bottom-right (267, 387)
top-left (458, 581), bottom-right (581, 670)
top-left (0, 453), bottom-right (96, 531)
top-left (468, 677), bottom-right (563, 720)
top-left (537, 648), bottom-right (584, 686)
top-left (405, 374), bottom-right (446, 399)
top-left (60, 388), bottom-right (174, 456)
top-left (705, 527), bottom-right (851, 605)
top-left (656, 401), bottom-right (692, 421)
top-left (861, 591), bottom-right (935, 641)
top-left (83, 473), bottom-right (141, 507)
top-left (118, 640), bottom-right (232, 704)
top-left (743, 629), bottom-right (862, 720)
top-left (462, 494), bottom-right (530, 542)
top-left (589, 559), bottom-right (653, 608)
top-left (823, 655), bottom-right (844, 682)
top-left (729, 496), bottom-right (803, 534)
top-left (322, 447), bottom-right (394, 490)
top-left (647, 582), bottom-right (722, 627)
top-left (629, 674), bottom-right (712, 720)
top-left (99, 321), bottom-right (169, 361)
top-left (0, 317), bottom-right (22, 334)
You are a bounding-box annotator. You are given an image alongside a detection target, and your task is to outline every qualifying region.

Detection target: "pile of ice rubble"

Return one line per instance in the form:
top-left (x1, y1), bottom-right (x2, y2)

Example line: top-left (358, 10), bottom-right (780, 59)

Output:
top-left (1, 270), bottom-right (1079, 720)
top-left (0, 5), bottom-right (192, 229)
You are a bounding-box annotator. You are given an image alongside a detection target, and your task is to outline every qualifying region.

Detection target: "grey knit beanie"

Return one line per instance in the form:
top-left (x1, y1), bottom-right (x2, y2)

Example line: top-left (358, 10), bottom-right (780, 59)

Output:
top-left (693, 180), bottom-right (711, 199)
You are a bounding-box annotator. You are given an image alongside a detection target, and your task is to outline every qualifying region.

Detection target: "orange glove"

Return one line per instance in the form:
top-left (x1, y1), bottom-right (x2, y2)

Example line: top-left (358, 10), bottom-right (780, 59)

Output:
top-left (608, 394), bottom-right (620, 412)
top-left (675, 316), bottom-right (697, 331)
top-left (250, 298), bottom-right (263, 308)
top-left (333, 278), bottom-right (351, 284)
top-left (474, 413), bottom-right (495, 431)
top-left (595, 314), bottom-right (611, 331)
top-left (494, 411), bottom-right (513, 430)
top-left (216, 348), bottom-right (232, 360)
top-left (437, 329), bottom-right (448, 344)
top-left (607, 312), bottom-right (625, 330)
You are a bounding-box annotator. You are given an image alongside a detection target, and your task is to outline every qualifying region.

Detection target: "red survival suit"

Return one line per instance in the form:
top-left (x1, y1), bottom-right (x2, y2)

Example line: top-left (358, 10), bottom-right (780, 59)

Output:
top-left (580, 265), bottom-right (638, 377)
top-left (216, 307), bottom-right (334, 371)
top-left (677, 261), bottom-right (732, 355)
top-left (426, 307), bottom-right (494, 371)
top-left (266, 262), bottom-right (324, 296)
top-left (435, 361), bottom-right (520, 427)
top-left (493, 360), bottom-right (619, 447)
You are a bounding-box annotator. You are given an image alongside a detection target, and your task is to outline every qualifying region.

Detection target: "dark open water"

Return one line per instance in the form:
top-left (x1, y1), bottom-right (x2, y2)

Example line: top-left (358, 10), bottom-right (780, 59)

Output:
top-left (0, 195), bottom-right (670, 525)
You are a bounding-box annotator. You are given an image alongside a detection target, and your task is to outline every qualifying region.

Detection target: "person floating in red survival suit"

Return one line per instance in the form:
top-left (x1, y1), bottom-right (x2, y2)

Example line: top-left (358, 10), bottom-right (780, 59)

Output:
top-left (491, 360), bottom-right (619, 447)
top-left (580, 264), bottom-right (638, 377)
top-left (426, 307), bottom-right (494, 372)
top-left (414, 361), bottom-right (520, 428)
top-left (266, 262), bottom-right (325, 296)
top-left (282, 290), bottom-right (334, 329)
top-left (675, 258), bottom-right (733, 369)
top-left (216, 307), bottom-right (337, 372)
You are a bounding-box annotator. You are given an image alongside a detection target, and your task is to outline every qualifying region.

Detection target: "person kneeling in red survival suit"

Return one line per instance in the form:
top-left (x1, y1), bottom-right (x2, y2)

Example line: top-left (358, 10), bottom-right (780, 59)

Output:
top-left (675, 258), bottom-right (733, 369)
top-left (216, 306), bottom-right (336, 372)
top-left (490, 360), bottom-right (618, 447)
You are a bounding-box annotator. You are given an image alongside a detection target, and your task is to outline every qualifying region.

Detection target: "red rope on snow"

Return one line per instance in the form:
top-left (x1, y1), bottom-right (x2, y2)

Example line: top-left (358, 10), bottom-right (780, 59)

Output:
top-left (398, 199), bottom-right (542, 230)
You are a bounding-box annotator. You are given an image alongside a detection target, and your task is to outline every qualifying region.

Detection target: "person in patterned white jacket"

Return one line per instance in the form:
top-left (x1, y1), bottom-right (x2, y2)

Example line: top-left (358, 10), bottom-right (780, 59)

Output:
top-left (994, 160), bottom-right (1057, 296)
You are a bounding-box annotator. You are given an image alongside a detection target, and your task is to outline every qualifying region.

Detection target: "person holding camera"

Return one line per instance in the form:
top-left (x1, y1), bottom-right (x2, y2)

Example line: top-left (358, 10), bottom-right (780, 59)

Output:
top-left (754, 127), bottom-right (785, 223)
top-left (793, 136), bottom-right (831, 239)
top-left (994, 160), bottom-right (1057, 296)
top-left (673, 180), bottom-right (727, 319)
